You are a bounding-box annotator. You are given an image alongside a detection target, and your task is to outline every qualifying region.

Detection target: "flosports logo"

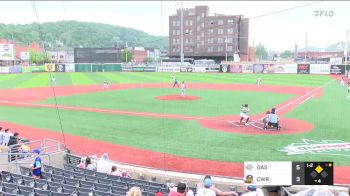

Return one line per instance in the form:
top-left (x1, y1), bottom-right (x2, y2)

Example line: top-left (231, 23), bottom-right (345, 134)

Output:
top-left (280, 139), bottom-right (350, 157)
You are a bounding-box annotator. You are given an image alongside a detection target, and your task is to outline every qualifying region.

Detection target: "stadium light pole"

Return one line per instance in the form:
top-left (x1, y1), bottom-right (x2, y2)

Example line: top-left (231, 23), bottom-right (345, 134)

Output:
top-left (225, 36), bottom-right (228, 62)
top-left (345, 29), bottom-right (349, 75)
top-left (180, 1), bottom-right (184, 67)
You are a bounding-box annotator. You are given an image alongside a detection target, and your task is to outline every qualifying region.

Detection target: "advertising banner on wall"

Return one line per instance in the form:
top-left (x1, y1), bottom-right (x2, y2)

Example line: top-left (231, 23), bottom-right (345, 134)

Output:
top-left (9, 66), bottom-right (22, 73)
top-left (156, 66), bottom-right (181, 72)
top-left (132, 67), bottom-right (144, 72)
top-left (193, 67), bottom-right (207, 73)
top-left (220, 64), bottom-right (229, 72)
top-left (23, 66), bottom-right (45, 73)
top-left (310, 64), bottom-right (331, 74)
top-left (297, 64), bottom-right (310, 74)
top-left (122, 66), bottom-right (132, 72)
top-left (229, 65), bottom-right (242, 73)
top-left (0, 44), bottom-right (14, 61)
top-left (65, 64), bottom-right (75, 72)
top-left (20, 52), bottom-right (30, 60)
top-left (0, 67), bottom-right (10, 73)
top-left (44, 64), bottom-right (56, 72)
top-left (180, 67), bottom-right (193, 72)
top-left (274, 64), bottom-right (297, 73)
top-left (55, 64), bottom-right (66, 72)
top-left (330, 65), bottom-right (345, 75)
top-left (242, 64), bottom-right (254, 73)
top-left (143, 67), bottom-right (156, 72)
top-left (205, 67), bottom-right (220, 72)
top-left (253, 64), bottom-right (266, 73)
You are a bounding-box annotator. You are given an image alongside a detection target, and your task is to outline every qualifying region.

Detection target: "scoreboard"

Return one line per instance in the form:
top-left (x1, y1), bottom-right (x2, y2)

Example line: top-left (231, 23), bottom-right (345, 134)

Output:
top-left (244, 162), bottom-right (333, 185)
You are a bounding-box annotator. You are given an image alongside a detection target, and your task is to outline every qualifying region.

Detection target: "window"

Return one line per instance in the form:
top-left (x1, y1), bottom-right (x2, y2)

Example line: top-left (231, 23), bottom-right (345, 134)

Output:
top-left (189, 30), bottom-right (193, 35)
top-left (208, 20), bottom-right (214, 25)
top-left (227, 28), bottom-right (233, 34)
top-left (227, 38), bottom-right (233, 43)
top-left (177, 38), bottom-right (180, 44)
top-left (218, 19), bottom-right (224, 25)
top-left (201, 32), bottom-right (204, 37)
top-left (197, 43), bottom-right (200, 48)
top-left (189, 38), bottom-right (193, 43)
top-left (177, 20), bottom-right (180, 26)
top-left (185, 20), bottom-right (188, 26)
top-left (185, 38), bottom-right (189, 44)
top-left (189, 20), bottom-right (193, 26)
top-left (208, 29), bottom-right (213, 34)
top-left (173, 39), bottom-right (176, 44)
top-left (228, 19), bottom-right (234, 23)
top-left (197, 36), bottom-right (200, 41)
top-left (218, 29), bottom-right (224, 34)
top-left (201, 41), bottom-right (204, 46)
top-left (197, 26), bottom-right (200, 31)
top-left (208, 46), bottom-right (213, 52)
top-left (201, 22), bottom-right (204, 28)
top-left (218, 46), bottom-right (224, 52)
top-left (189, 47), bottom-right (193, 52)
top-left (207, 38), bottom-right (213, 44)
top-left (201, 13), bottom-right (205, 17)
top-left (173, 21), bottom-right (176, 26)
top-left (177, 30), bottom-right (180, 35)
top-left (185, 29), bottom-right (189, 34)
top-left (173, 30), bottom-right (176, 35)
top-left (197, 15), bottom-right (201, 21)
top-left (172, 47), bottom-right (176, 52)
top-left (218, 38), bottom-right (224, 43)
top-left (227, 46), bottom-right (233, 51)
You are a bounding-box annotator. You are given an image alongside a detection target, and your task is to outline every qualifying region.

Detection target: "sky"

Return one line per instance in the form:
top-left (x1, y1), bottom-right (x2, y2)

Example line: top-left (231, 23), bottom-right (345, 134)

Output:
top-left (0, 1), bottom-right (349, 51)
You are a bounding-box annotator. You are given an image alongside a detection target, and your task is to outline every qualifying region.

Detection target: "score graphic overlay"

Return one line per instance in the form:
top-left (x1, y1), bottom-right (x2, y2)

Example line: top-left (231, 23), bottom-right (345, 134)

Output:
top-left (244, 162), bottom-right (333, 185)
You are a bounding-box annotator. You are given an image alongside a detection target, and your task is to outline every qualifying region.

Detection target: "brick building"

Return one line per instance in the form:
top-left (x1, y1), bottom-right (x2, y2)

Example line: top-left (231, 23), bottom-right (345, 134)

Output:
top-left (168, 6), bottom-right (249, 62)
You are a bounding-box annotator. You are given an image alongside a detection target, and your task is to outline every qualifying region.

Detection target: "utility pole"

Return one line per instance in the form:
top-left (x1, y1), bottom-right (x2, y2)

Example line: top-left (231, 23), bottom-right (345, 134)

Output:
top-left (125, 41), bottom-right (128, 64)
top-left (305, 33), bottom-right (308, 62)
top-left (345, 30), bottom-right (349, 75)
top-left (180, 1), bottom-right (184, 66)
top-left (225, 36), bottom-right (228, 62)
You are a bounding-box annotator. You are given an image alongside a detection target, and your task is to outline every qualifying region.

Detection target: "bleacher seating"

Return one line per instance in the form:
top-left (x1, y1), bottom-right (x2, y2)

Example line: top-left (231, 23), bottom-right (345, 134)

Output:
top-left (0, 163), bottom-right (170, 196)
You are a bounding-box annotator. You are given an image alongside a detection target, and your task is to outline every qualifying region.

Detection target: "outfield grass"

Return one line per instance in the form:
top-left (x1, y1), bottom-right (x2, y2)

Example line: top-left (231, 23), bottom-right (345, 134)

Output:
top-left (0, 72), bottom-right (331, 89)
top-left (41, 88), bottom-right (294, 117)
top-left (0, 73), bottom-right (349, 166)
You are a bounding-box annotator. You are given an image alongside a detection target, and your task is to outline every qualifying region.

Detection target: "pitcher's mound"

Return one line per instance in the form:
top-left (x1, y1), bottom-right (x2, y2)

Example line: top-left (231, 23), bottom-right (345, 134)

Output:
top-left (155, 95), bottom-right (200, 101)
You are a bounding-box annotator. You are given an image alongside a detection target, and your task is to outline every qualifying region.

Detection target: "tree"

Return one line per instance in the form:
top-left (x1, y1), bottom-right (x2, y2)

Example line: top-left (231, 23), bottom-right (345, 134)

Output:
top-left (255, 44), bottom-right (268, 60)
top-left (120, 50), bottom-right (133, 63)
top-left (28, 49), bottom-right (50, 64)
top-left (280, 50), bottom-right (292, 58)
top-left (143, 57), bottom-right (154, 63)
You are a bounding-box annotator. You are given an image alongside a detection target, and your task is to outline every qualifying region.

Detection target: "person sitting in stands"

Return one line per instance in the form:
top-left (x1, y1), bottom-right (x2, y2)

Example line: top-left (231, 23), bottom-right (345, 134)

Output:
top-left (127, 186), bottom-right (142, 196)
top-left (110, 165), bottom-right (122, 176)
top-left (85, 157), bottom-right (96, 171)
top-left (197, 175), bottom-right (238, 196)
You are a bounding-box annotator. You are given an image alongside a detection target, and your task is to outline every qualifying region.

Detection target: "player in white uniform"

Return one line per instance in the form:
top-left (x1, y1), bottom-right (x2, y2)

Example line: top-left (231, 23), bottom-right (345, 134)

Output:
top-left (181, 82), bottom-right (186, 97)
top-left (239, 104), bottom-right (250, 126)
top-left (51, 76), bottom-right (56, 86)
top-left (256, 77), bottom-right (262, 87)
top-left (346, 84), bottom-right (350, 99)
top-left (103, 80), bottom-right (109, 90)
top-left (340, 76), bottom-right (345, 86)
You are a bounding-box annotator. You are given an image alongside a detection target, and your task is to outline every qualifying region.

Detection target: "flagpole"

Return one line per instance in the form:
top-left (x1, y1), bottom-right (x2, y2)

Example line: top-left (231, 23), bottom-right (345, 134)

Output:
top-left (345, 30), bottom-right (348, 76)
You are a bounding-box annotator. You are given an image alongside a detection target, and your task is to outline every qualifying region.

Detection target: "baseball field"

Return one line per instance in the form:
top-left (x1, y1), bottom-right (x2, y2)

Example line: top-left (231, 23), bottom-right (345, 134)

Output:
top-left (0, 72), bottom-right (349, 184)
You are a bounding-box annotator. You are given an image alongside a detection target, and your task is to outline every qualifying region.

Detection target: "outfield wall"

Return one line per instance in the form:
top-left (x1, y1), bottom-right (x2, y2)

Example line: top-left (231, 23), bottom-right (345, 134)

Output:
top-left (0, 63), bottom-right (349, 75)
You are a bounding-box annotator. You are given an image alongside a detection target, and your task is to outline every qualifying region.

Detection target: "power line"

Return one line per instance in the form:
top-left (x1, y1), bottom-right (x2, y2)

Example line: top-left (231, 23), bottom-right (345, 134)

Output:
top-left (31, 0), bottom-right (67, 146)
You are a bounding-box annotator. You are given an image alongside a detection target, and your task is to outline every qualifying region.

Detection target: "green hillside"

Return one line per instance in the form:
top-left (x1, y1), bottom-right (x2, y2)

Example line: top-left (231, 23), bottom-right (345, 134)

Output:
top-left (0, 20), bottom-right (168, 50)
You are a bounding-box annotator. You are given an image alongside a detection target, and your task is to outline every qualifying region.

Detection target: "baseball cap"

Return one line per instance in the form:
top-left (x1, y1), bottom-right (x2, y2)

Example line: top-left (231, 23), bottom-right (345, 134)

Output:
top-left (203, 175), bottom-right (211, 180)
top-left (33, 149), bottom-right (40, 154)
top-left (177, 182), bottom-right (187, 193)
top-left (204, 178), bottom-right (212, 188)
top-left (247, 185), bottom-right (256, 191)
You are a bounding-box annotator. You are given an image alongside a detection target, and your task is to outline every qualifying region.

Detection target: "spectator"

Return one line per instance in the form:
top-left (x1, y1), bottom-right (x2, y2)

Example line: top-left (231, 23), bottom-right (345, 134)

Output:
top-left (77, 157), bottom-right (86, 169)
top-left (241, 185), bottom-right (264, 196)
top-left (169, 182), bottom-right (188, 196)
top-left (127, 186), bottom-right (142, 196)
top-left (97, 153), bottom-right (114, 174)
top-left (197, 175), bottom-right (237, 196)
top-left (0, 127), bottom-right (4, 145)
top-left (85, 157), bottom-right (96, 171)
top-left (109, 165), bottom-right (122, 176)
top-left (3, 129), bottom-right (13, 146)
top-left (8, 132), bottom-right (20, 161)
top-left (30, 149), bottom-right (42, 180)
top-left (197, 178), bottom-right (216, 196)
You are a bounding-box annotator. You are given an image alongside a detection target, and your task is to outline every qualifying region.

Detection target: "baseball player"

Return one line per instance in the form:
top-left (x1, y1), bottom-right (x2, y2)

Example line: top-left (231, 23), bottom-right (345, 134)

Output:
top-left (181, 81), bottom-right (186, 97)
top-left (103, 80), bottom-right (109, 90)
top-left (172, 75), bottom-right (179, 88)
top-left (239, 104), bottom-right (250, 126)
